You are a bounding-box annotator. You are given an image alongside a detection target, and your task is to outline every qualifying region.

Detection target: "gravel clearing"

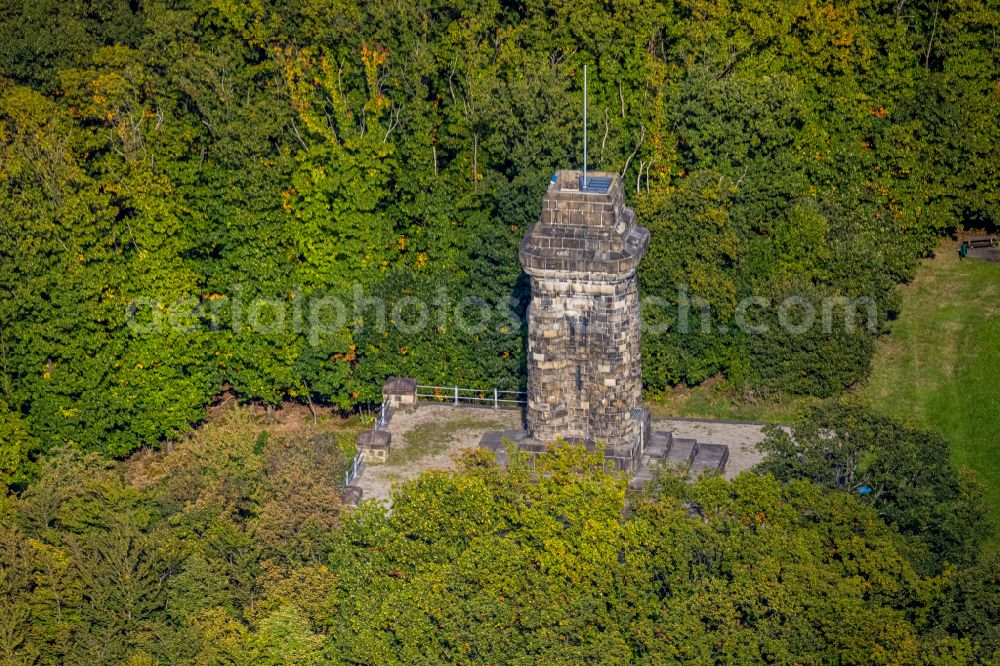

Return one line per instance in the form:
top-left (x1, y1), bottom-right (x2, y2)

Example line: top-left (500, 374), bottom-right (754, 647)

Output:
top-left (354, 404), bottom-right (520, 503)
top-left (354, 405), bottom-right (772, 502)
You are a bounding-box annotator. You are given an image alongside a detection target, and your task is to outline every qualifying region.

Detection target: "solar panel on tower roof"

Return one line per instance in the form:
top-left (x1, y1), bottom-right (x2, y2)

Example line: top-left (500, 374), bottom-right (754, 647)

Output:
top-left (579, 175), bottom-right (612, 193)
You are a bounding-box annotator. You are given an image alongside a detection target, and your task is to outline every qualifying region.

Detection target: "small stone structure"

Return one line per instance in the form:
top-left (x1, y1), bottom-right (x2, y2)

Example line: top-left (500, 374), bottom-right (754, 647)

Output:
top-left (518, 170), bottom-right (650, 471)
top-left (382, 377), bottom-right (418, 407)
top-left (337, 485), bottom-right (364, 506)
top-left (356, 429), bottom-right (391, 463)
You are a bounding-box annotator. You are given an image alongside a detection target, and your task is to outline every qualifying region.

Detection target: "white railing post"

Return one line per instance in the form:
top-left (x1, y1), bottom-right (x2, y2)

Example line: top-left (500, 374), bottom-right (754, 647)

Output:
top-left (414, 383), bottom-right (526, 408)
top-left (344, 451), bottom-right (364, 485)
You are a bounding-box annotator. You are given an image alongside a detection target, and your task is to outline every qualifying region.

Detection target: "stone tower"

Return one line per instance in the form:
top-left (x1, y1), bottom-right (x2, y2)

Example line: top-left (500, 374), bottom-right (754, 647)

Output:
top-left (519, 170), bottom-right (650, 471)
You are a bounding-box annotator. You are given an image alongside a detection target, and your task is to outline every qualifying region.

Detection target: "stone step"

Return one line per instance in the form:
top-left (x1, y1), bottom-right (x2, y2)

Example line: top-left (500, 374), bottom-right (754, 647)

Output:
top-left (629, 463), bottom-right (654, 490)
top-left (663, 437), bottom-right (698, 466)
top-left (690, 443), bottom-right (729, 475)
top-left (479, 429), bottom-right (527, 450)
top-left (632, 465), bottom-right (654, 481)
top-left (646, 430), bottom-right (673, 458)
top-left (629, 477), bottom-right (649, 491)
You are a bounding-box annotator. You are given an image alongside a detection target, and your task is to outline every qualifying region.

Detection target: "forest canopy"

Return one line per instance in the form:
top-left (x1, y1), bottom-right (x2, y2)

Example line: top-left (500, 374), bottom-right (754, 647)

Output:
top-left (1, 0), bottom-right (998, 474)
top-left (0, 409), bottom-right (996, 664)
top-left (1, 2), bottom-right (998, 663)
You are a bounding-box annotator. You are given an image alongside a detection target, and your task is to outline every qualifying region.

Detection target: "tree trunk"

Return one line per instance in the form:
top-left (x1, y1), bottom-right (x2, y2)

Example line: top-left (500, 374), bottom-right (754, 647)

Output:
top-left (306, 393), bottom-right (317, 428)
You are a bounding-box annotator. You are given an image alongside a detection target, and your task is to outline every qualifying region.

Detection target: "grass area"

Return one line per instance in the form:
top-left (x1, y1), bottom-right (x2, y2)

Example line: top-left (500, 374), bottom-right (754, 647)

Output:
top-left (862, 241), bottom-right (1000, 547)
top-left (647, 383), bottom-right (819, 425)
top-left (390, 416), bottom-right (507, 466)
top-left (647, 241), bottom-right (1000, 549)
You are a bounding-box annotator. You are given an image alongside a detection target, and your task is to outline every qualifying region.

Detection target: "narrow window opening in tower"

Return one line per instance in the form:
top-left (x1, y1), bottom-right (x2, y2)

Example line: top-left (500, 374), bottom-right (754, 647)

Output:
top-left (576, 365), bottom-right (583, 391)
top-left (569, 316), bottom-right (588, 349)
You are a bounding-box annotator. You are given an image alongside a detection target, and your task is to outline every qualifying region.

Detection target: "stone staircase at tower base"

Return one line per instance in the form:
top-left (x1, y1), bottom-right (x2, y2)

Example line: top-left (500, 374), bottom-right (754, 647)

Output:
top-left (629, 431), bottom-right (729, 489)
top-left (479, 428), bottom-right (729, 487)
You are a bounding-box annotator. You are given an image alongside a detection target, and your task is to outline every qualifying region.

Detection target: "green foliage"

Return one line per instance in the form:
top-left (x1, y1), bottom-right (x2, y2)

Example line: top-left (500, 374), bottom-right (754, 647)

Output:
top-left (758, 399), bottom-right (993, 569)
top-left (0, 0), bottom-right (997, 475)
top-left (0, 400), bottom-right (36, 487)
top-left (318, 448), bottom-right (996, 663)
top-left (1, 1), bottom-right (997, 662)
top-left (637, 0), bottom-right (998, 396)
top-left (0, 409), bottom-right (355, 664)
top-left (746, 286), bottom-right (878, 396)
top-left (0, 0), bottom-right (145, 91)
top-left (1, 421), bottom-right (997, 663)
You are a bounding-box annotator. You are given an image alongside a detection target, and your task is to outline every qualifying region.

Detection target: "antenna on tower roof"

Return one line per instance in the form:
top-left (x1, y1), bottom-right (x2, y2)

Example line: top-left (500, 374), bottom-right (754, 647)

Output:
top-left (582, 64), bottom-right (588, 191)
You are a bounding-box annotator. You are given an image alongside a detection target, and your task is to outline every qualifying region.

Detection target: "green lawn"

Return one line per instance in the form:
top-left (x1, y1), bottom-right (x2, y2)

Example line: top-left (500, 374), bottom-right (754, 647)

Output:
top-left (648, 241), bottom-right (1000, 548)
top-left (647, 384), bottom-right (818, 425)
top-left (863, 242), bottom-right (1000, 547)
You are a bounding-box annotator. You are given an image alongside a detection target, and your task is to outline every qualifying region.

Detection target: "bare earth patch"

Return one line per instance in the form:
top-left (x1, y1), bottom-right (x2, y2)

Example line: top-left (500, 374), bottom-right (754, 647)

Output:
top-left (354, 404), bottom-right (770, 500)
top-left (355, 404), bottom-right (521, 502)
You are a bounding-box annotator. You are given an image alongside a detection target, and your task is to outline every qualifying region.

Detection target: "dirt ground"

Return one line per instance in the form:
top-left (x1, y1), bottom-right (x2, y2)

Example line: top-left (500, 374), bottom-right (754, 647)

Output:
top-left (354, 404), bottom-right (773, 501)
top-left (652, 418), bottom-right (771, 480)
top-left (355, 404), bottom-right (521, 502)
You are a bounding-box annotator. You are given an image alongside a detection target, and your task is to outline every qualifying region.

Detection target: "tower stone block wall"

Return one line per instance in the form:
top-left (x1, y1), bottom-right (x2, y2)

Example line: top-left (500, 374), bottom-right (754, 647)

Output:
top-left (519, 170), bottom-right (650, 471)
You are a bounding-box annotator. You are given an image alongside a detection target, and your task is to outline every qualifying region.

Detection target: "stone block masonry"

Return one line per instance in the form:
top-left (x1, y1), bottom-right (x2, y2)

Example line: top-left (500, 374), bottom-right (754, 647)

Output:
top-left (356, 429), bottom-right (391, 463)
top-left (382, 377), bottom-right (417, 407)
top-left (519, 170), bottom-right (650, 471)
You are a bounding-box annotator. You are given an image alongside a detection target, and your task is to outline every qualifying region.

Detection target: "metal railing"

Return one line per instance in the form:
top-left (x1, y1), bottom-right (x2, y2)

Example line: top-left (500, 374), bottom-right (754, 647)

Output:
top-left (343, 382), bottom-right (524, 486)
top-left (344, 450), bottom-right (364, 485)
top-left (343, 401), bottom-right (387, 485)
top-left (374, 400), bottom-right (390, 431)
top-left (415, 385), bottom-right (526, 409)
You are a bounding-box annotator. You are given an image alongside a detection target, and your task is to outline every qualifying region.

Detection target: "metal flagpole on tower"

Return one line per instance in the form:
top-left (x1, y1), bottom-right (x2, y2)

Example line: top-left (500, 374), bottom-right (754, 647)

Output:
top-left (583, 64), bottom-right (588, 190)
